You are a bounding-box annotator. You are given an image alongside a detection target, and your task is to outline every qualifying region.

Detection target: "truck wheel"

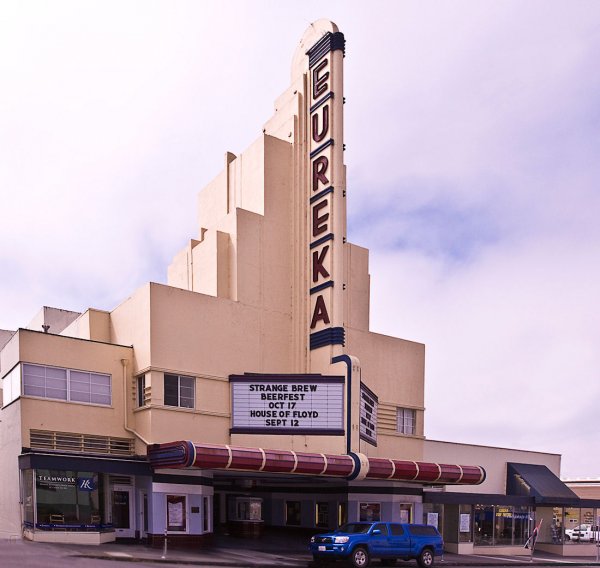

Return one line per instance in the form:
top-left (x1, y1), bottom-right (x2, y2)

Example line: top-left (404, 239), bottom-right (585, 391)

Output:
top-left (350, 546), bottom-right (370, 567)
top-left (417, 548), bottom-right (435, 568)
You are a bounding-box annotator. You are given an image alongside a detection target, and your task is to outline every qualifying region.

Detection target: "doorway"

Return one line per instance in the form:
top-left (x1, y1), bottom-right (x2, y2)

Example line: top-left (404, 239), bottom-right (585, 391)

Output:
top-left (112, 485), bottom-right (135, 538)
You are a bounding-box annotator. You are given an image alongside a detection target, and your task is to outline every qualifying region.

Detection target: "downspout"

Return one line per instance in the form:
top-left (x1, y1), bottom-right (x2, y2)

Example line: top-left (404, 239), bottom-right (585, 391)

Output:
top-left (121, 358), bottom-right (151, 445)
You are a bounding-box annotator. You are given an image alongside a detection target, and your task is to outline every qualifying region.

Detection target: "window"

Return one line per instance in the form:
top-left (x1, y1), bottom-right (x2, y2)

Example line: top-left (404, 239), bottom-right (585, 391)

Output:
top-left (70, 371), bottom-right (111, 405)
top-left (397, 408), bottom-right (416, 435)
top-left (359, 503), bottom-right (381, 522)
top-left (373, 523), bottom-right (389, 535)
top-left (390, 524), bottom-right (405, 536)
top-left (35, 469), bottom-right (104, 526)
top-left (286, 501), bottom-right (301, 526)
top-left (22, 363), bottom-right (111, 406)
top-left (164, 374), bottom-right (194, 408)
top-left (166, 494), bottom-right (187, 532)
top-left (316, 502), bottom-right (329, 527)
top-left (203, 496), bottom-right (210, 532)
top-left (474, 504), bottom-right (533, 546)
top-left (137, 375), bottom-right (146, 407)
top-left (400, 503), bottom-right (412, 523)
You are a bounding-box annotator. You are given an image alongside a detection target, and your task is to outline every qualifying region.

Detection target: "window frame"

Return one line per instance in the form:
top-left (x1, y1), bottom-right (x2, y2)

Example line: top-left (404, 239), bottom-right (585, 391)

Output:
top-left (164, 373), bottom-right (195, 409)
top-left (285, 500), bottom-right (302, 526)
top-left (137, 375), bottom-right (146, 408)
top-left (22, 363), bottom-right (112, 407)
top-left (166, 494), bottom-right (187, 533)
top-left (397, 407), bottom-right (416, 435)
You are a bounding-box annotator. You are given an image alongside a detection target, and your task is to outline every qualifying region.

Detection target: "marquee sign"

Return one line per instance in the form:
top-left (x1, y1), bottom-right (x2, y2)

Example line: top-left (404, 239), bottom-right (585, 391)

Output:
top-left (306, 32), bottom-right (346, 351)
top-left (230, 374), bottom-right (344, 435)
top-left (359, 382), bottom-right (378, 446)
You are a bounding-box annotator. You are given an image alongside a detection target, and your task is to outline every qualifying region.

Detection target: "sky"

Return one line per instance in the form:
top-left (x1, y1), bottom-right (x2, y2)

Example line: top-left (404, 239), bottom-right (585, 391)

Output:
top-left (1, 1), bottom-right (599, 478)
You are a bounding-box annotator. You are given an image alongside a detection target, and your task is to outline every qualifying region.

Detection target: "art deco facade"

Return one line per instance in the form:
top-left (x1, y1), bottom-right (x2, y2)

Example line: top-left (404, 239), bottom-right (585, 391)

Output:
top-left (1, 20), bottom-right (596, 556)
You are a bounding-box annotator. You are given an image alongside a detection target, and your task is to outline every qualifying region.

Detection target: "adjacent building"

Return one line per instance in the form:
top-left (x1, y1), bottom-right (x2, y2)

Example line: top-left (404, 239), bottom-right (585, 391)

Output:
top-left (1, 19), bottom-right (597, 556)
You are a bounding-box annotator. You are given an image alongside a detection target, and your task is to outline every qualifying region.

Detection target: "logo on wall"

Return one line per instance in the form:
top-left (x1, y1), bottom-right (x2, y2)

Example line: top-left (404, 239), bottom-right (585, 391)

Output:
top-left (77, 477), bottom-right (96, 491)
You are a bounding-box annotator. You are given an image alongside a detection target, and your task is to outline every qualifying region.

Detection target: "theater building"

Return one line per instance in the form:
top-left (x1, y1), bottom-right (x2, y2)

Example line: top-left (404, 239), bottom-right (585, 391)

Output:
top-left (1, 20), bottom-right (597, 555)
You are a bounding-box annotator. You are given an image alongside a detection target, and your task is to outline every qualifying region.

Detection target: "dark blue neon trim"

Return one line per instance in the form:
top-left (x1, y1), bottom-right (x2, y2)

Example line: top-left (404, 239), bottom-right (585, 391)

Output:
top-left (332, 354), bottom-right (353, 455)
top-left (310, 139), bottom-right (334, 159)
top-left (310, 92), bottom-right (334, 113)
top-left (310, 281), bottom-right (334, 295)
top-left (347, 452), bottom-right (363, 481)
top-left (310, 186), bottom-right (334, 204)
top-left (310, 233), bottom-right (334, 249)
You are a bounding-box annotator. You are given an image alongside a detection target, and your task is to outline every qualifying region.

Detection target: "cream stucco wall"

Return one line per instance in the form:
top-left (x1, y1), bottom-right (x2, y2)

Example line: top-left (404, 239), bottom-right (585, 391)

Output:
top-left (424, 439), bottom-right (562, 494)
top-left (0, 401), bottom-right (23, 536)
top-left (0, 329), bottom-right (135, 448)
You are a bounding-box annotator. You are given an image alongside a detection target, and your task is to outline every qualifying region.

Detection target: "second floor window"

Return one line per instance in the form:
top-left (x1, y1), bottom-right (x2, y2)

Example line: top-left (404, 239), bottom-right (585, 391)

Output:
top-left (397, 407), bottom-right (416, 435)
top-left (22, 363), bottom-right (111, 406)
top-left (164, 373), bottom-right (194, 408)
top-left (137, 375), bottom-right (146, 407)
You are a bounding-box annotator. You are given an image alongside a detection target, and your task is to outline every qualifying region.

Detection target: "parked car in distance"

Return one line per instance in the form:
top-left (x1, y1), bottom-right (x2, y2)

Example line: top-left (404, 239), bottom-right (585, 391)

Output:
top-left (565, 524), bottom-right (589, 541)
top-left (309, 522), bottom-right (444, 567)
top-left (570, 524), bottom-right (599, 542)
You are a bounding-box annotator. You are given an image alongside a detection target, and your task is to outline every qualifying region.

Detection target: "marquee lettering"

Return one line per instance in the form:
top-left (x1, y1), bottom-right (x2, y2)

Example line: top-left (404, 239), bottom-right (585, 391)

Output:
top-left (312, 104), bottom-right (329, 143)
top-left (311, 295), bottom-right (331, 329)
top-left (307, 34), bottom-right (345, 344)
top-left (312, 156), bottom-right (329, 192)
top-left (312, 200), bottom-right (329, 236)
top-left (312, 246), bottom-right (330, 282)
top-left (312, 59), bottom-right (329, 99)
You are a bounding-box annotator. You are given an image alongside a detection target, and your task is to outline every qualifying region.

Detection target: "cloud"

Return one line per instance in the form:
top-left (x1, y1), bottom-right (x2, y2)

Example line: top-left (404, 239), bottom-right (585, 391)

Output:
top-left (1, 0), bottom-right (599, 476)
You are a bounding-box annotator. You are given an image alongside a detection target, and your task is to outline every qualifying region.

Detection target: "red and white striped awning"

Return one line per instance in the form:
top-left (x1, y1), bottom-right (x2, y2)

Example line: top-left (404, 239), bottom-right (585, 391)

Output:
top-left (148, 441), bottom-right (485, 485)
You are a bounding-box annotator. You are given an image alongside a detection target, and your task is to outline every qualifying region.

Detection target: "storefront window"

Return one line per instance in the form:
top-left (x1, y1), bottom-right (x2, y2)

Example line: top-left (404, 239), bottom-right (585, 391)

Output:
top-left (474, 505), bottom-right (494, 546)
top-left (564, 506), bottom-right (579, 541)
top-left (561, 507), bottom-right (600, 545)
top-left (203, 496), bottom-right (210, 532)
top-left (316, 502), bottom-right (329, 527)
top-left (359, 503), bottom-right (381, 522)
top-left (22, 469), bottom-right (34, 526)
top-left (35, 469), bottom-right (103, 527)
top-left (459, 504), bottom-right (472, 543)
top-left (513, 506), bottom-right (530, 545)
top-left (234, 497), bottom-right (262, 521)
top-left (286, 501), bottom-right (301, 526)
top-left (495, 506), bottom-right (513, 545)
top-left (474, 505), bottom-right (533, 546)
top-left (166, 494), bottom-right (186, 532)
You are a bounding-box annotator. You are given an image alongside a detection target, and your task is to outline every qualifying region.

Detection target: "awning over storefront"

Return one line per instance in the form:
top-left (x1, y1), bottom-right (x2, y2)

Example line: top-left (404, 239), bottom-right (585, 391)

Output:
top-left (19, 450), bottom-right (152, 476)
top-left (506, 462), bottom-right (579, 505)
top-left (148, 441), bottom-right (486, 485)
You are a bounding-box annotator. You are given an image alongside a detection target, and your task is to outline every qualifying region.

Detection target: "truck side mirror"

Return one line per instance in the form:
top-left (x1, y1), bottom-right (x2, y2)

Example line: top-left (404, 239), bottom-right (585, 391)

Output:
top-left (372, 529), bottom-right (381, 535)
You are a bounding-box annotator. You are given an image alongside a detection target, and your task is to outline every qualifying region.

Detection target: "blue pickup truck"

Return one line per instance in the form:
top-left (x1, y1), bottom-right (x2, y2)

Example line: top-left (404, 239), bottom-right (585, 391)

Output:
top-left (309, 522), bottom-right (443, 567)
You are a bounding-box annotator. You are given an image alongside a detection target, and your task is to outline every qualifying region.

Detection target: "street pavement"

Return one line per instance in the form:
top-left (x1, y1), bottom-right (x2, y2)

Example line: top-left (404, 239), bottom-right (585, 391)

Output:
top-left (2, 534), bottom-right (600, 567)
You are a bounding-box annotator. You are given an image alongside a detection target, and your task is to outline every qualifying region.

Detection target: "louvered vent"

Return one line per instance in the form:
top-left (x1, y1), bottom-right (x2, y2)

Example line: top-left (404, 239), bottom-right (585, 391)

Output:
top-left (109, 475), bottom-right (132, 485)
top-left (30, 429), bottom-right (134, 456)
top-left (378, 403), bottom-right (398, 433)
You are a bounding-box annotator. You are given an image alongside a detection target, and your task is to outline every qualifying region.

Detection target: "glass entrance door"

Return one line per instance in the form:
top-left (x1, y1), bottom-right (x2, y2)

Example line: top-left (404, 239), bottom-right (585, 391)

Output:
top-left (112, 485), bottom-right (135, 538)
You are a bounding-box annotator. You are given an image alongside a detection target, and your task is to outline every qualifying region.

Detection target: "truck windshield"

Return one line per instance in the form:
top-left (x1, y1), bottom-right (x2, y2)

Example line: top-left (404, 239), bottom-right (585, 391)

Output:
top-left (338, 523), bottom-right (372, 534)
